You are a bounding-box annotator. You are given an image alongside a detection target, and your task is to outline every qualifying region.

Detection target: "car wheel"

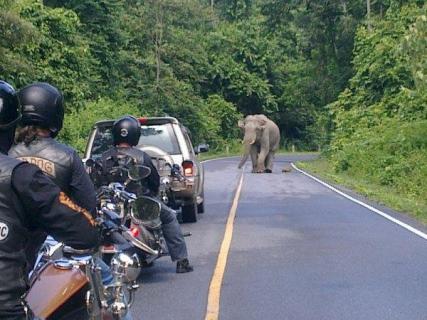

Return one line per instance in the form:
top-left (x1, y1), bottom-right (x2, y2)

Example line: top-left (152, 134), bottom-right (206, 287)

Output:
top-left (197, 201), bottom-right (205, 214)
top-left (182, 198), bottom-right (198, 223)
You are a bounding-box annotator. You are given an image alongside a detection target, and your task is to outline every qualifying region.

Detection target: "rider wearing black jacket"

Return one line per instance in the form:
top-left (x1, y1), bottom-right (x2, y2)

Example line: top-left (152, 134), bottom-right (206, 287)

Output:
top-left (9, 82), bottom-right (97, 271)
top-left (0, 81), bottom-right (99, 319)
top-left (10, 82), bottom-right (96, 213)
top-left (100, 116), bottom-right (193, 273)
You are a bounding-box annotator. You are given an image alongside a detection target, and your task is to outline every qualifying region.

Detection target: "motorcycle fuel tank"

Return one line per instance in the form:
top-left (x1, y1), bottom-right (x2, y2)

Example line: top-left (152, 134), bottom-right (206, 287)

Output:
top-left (25, 261), bottom-right (88, 319)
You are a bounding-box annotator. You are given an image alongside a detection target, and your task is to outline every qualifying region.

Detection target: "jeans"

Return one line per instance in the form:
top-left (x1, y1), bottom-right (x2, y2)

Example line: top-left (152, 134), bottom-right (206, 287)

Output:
top-left (160, 203), bottom-right (188, 261)
top-left (99, 258), bottom-right (114, 285)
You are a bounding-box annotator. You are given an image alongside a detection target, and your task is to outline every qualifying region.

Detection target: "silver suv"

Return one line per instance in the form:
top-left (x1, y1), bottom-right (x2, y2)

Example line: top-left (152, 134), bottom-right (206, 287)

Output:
top-left (84, 117), bottom-right (208, 223)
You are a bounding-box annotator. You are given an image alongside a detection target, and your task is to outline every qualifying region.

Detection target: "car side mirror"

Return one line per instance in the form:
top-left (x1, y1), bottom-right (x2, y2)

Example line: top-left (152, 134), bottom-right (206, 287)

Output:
top-left (196, 144), bottom-right (209, 154)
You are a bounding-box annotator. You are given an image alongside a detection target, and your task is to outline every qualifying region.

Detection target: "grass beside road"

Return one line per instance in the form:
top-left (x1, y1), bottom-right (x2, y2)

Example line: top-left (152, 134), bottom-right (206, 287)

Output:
top-left (297, 157), bottom-right (427, 225)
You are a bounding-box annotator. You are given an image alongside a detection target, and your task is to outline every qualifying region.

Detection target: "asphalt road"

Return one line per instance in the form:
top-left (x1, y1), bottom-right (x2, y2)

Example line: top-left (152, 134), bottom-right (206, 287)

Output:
top-left (131, 155), bottom-right (427, 320)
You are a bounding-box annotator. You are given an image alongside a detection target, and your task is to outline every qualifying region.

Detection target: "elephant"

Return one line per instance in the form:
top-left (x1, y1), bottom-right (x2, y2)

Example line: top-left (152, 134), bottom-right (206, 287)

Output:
top-left (237, 114), bottom-right (280, 173)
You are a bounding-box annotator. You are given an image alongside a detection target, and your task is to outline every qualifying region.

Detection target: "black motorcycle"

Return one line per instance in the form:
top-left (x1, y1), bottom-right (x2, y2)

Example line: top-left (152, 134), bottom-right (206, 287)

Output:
top-left (87, 159), bottom-right (169, 267)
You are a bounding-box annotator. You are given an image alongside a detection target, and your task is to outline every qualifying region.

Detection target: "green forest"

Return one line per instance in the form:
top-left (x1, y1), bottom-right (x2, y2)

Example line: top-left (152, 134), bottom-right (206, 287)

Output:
top-left (1, 1), bottom-right (426, 217)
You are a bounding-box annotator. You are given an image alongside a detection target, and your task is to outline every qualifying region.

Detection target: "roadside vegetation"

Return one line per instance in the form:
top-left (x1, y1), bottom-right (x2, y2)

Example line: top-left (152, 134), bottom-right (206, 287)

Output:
top-left (0, 0), bottom-right (368, 153)
top-left (0, 1), bottom-right (425, 221)
top-left (299, 158), bottom-right (427, 224)
top-left (300, 3), bottom-right (426, 223)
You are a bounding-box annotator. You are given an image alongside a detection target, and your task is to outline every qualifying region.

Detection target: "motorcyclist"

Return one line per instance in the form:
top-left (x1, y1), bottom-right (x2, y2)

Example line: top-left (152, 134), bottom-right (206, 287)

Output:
top-left (0, 81), bottom-right (99, 319)
top-left (9, 82), bottom-right (98, 271)
top-left (100, 115), bottom-right (194, 273)
top-left (10, 82), bottom-right (96, 214)
top-left (9, 82), bottom-right (114, 285)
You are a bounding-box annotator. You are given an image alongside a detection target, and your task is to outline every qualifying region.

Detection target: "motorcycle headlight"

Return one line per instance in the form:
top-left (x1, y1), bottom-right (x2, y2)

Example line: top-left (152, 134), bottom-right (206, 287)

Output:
top-left (110, 253), bottom-right (141, 283)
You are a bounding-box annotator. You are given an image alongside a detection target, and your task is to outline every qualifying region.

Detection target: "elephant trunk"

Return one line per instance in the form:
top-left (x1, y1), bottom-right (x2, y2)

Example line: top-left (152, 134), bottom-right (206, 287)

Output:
top-left (238, 137), bottom-right (254, 169)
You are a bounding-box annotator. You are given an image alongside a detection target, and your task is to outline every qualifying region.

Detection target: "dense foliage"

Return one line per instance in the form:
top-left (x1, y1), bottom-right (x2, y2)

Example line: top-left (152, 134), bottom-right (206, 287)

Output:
top-left (0, 0), bottom-right (370, 152)
top-left (329, 2), bottom-right (426, 213)
top-left (1, 0), bottom-right (425, 209)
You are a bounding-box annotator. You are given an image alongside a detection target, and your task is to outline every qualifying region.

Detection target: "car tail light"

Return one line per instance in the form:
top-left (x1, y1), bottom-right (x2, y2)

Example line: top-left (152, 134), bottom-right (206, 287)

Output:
top-left (182, 160), bottom-right (194, 177)
top-left (138, 117), bottom-right (148, 124)
top-left (130, 226), bottom-right (140, 238)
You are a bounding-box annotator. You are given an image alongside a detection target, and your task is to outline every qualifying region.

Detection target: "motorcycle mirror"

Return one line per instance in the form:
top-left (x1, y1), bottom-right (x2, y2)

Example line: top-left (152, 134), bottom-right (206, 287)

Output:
top-left (85, 158), bottom-right (95, 168)
top-left (131, 196), bottom-right (162, 222)
top-left (127, 165), bottom-right (151, 181)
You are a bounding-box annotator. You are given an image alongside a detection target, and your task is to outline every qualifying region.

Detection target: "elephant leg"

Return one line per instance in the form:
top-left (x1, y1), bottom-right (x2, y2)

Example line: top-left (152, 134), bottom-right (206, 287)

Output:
top-left (256, 148), bottom-right (267, 173)
top-left (264, 152), bottom-right (274, 173)
top-left (250, 145), bottom-right (258, 173)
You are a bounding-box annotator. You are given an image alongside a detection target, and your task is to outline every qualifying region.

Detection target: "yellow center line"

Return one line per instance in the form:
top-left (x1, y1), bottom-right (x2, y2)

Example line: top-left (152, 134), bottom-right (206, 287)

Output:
top-left (205, 172), bottom-right (245, 320)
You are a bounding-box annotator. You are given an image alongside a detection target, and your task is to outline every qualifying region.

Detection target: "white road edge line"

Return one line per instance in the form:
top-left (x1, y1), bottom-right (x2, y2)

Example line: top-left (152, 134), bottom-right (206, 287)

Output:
top-left (291, 162), bottom-right (427, 241)
top-left (200, 156), bottom-right (239, 164)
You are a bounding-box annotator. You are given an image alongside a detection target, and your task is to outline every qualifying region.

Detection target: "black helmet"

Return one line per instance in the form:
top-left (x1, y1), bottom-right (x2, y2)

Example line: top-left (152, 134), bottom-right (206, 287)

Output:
top-left (0, 81), bottom-right (20, 130)
top-left (112, 116), bottom-right (141, 146)
top-left (18, 82), bottom-right (64, 137)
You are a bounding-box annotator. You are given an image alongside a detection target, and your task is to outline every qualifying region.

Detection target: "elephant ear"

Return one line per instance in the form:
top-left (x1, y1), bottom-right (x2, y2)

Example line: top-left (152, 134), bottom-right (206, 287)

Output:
top-left (238, 119), bottom-right (245, 128)
top-left (257, 117), bottom-right (267, 129)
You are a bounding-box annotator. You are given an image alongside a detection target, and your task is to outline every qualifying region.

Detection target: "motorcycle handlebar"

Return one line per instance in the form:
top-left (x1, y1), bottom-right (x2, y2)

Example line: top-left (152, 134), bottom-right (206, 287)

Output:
top-left (99, 210), bottom-right (133, 251)
top-left (117, 189), bottom-right (136, 201)
top-left (171, 168), bottom-right (186, 182)
top-left (97, 184), bottom-right (136, 202)
top-left (102, 207), bottom-right (121, 219)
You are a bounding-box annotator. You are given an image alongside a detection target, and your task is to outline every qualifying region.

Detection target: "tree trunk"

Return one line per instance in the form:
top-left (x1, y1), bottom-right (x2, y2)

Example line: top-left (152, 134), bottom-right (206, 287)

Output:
top-left (341, 0), bottom-right (347, 14)
top-left (367, 0), bottom-right (372, 32)
top-left (155, 0), bottom-right (163, 88)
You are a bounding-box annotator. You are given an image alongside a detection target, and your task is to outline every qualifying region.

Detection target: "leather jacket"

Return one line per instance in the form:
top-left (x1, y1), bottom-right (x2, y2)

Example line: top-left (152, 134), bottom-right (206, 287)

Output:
top-left (100, 146), bottom-right (160, 197)
top-left (0, 155), bottom-right (29, 316)
top-left (10, 138), bottom-right (74, 193)
top-left (0, 153), bottom-right (99, 319)
top-left (10, 137), bottom-right (96, 213)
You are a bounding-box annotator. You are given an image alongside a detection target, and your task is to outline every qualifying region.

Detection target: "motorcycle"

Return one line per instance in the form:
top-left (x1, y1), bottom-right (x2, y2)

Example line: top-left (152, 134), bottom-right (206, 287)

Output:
top-left (87, 159), bottom-right (169, 267)
top-left (25, 208), bottom-right (144, 320)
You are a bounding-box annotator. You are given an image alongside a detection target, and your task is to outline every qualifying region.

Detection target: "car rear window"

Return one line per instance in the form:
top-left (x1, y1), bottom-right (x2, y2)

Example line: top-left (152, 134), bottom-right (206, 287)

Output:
top-left (90, 123), bottom-right (180, 159)
top-left (90, 126), bottom-right (114, 158)
top-left (137, 124), bottom-right (180, 155)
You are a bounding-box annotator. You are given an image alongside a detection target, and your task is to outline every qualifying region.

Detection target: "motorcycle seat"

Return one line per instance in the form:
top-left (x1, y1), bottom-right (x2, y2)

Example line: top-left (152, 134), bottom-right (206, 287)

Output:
top-left (63, 246), bottom-right (96, 257)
